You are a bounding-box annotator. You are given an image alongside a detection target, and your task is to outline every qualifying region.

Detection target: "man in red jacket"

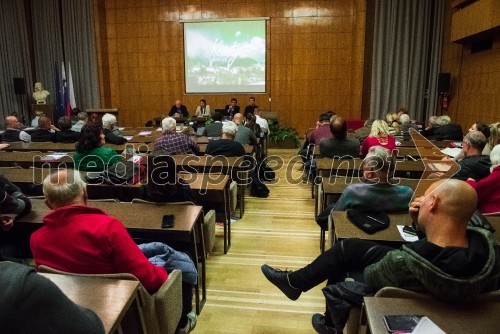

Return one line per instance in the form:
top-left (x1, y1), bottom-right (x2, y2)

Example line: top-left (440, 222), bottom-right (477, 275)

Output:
top-left (30, 169), bottom-right (196, 333)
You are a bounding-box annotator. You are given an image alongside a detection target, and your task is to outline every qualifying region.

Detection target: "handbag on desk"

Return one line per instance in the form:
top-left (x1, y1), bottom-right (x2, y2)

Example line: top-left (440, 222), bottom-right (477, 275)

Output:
top-left (346, 209), bottom-right (390, 234)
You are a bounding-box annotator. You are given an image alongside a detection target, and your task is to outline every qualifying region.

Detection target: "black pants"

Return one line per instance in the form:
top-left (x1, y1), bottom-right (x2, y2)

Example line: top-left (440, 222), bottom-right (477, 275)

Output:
top-left (316, 203), bottom-right (336, 230)
top-left (289, 239), bottom-right (394, 292)
top-left (179, 281), bottom-right (194, 327)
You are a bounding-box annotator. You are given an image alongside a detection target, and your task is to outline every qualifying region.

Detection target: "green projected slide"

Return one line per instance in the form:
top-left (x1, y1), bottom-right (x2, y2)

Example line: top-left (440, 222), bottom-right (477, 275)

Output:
top-left (184, 20), bottom-right (266, 93)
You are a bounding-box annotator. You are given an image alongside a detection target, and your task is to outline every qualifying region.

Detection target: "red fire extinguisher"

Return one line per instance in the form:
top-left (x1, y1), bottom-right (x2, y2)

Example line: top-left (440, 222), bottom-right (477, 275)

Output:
top-left (441, 93), bottom-right (449, 113)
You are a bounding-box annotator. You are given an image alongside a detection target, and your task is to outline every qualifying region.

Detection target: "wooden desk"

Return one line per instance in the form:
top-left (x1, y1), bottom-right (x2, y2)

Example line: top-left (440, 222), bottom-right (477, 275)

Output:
top-left (20, 199), bottom-right (207, 314)
top-left (331, 212), bottom-right (500, 248)
top-left (363, 297), bottom-right (500, 334)
top-left (0, 151), bottom-right (75, 168)
top-left (179, 173), bottom-right (232, 254)
top-left (40, 273), bottom-right (145, 334)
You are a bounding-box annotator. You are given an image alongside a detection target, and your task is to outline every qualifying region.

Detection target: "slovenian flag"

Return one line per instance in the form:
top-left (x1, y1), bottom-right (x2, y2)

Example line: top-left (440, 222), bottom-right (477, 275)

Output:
top-left (61, 61), bottom-right (76, 117)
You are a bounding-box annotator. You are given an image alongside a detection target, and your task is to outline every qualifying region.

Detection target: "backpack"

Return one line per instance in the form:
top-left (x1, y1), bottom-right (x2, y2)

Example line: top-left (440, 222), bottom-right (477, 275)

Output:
top-left (258, 162), bottom-right (276, 182)
top-left (250, 176), bottom-right (270, 198)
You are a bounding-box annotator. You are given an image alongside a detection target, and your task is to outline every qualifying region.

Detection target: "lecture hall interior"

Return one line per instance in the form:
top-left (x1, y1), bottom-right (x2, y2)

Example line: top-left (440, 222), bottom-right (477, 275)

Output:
top-left (0, 0), bottom-right (500, 333)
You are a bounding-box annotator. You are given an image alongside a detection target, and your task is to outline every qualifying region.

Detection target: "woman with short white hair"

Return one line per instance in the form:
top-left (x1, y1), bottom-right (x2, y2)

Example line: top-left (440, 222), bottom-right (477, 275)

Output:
top-left (467, 144), bottom-right (500, 214)
top-left (101, 113), bottom-right (127, 145)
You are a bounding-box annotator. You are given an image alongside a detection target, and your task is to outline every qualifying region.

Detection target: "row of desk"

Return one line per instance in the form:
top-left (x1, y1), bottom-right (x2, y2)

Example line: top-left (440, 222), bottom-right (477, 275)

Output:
top-left (19, 198), bottom-right (207, 315)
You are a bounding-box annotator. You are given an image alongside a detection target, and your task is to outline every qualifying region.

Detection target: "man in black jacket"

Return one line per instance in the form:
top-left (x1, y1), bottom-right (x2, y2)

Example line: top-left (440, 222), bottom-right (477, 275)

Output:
top-left (31, 117), bottom-right (57, 142)
top-left (55, 116), bottom-right (80, 143)
top-left (452, 130), bottom-right (491, 181)
top-left (2, 116), bottom-right (31, 142)
top-left (169, 99), bottom-right (189, 118)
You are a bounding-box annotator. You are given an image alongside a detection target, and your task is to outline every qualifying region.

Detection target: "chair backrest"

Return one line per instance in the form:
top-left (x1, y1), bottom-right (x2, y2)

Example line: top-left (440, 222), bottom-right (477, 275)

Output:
top-left (374, 287), bottom-right (432, 299)
top-left (38, 264), bottom-right (139, 281)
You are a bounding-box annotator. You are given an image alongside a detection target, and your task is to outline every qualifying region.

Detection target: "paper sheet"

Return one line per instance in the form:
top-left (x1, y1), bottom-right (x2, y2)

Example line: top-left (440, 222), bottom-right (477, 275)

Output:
top-left (138, 131), bottom-right (152, 136)
top-left (118, 127), bottom-right (125, 131)
top-left (123, 136), bottom-right (134, 140)
top-left (427, 162), bottom-right (452, 172)
top-left (397, 225), bottom-right (419, 242)
top-left (40, 152), bottom-right (68, 161)
top-left (440, 147), bottom-right (461, 158)
top-left (412, 317), bottom-right (446, 334)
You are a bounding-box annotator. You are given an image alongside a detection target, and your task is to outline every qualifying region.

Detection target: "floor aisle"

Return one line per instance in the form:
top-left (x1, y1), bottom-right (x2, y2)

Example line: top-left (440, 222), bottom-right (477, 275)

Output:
top-left (195, 149), bottom-right (325, 333)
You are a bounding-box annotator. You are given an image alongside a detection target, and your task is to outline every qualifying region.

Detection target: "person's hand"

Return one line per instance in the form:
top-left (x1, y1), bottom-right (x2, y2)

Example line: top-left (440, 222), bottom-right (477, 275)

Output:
top-left (467, 177), bottom-right (475, 182)
top-left (50, 125), bottom-right (60, 131)
top-left (174, 112), bottom-right (180, 119)
top-left (1, 216), bottom-right (14, 231)
top-left (0, 143), bottom-right (10, 150)
top-left (409, 196), bottom-right (424, 224)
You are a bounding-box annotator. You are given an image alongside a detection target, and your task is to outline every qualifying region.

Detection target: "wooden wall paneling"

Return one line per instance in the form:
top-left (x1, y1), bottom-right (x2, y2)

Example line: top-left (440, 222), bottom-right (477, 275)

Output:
top-left (95, 0), bottom-right (366, 132)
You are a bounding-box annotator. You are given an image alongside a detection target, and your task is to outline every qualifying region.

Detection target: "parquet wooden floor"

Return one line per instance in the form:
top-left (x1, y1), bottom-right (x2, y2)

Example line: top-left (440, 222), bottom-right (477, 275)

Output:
top-left (195, 149), bottom-right (325, 333)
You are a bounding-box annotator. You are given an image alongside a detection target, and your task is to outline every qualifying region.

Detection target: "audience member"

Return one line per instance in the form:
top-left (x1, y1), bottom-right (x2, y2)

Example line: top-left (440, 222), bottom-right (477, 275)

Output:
top-left (254, 107), bottom-right (269, 134)
top-left (432, 115), bottom-right (463, 141)
top-left (73, 123), bottom-right (121, 171)
top-left (2, 116), bottom-right (31, 142)
top-left (353, 119), bottom-right (374, 144)
top-left (0, 175), bottom-right (31, 260)
top-left (30, 116), bottom-right (57, 142)
top-left (169, 100), bottom-right (189, 118)
top-left (55, 116), bottom-right (80, 143)
top-left (245, 113), bottom-right (262, 138)
top-left (30, 170), bottom-right (197, 333)
top-left (71, 111), bottom-right (88, 132)
top-left (262, 179), bottom-right (500, 334)
top-left (0, 261), bottom-right (104, 334)
top-left (467, 144), bottom-right (500, 214)
top-left (319, 116), bottom-right (360, 158)
top-left (244, 97), bottom-right (258, 117)
top-left (224, 98), bottom-right (240, 118)
top-left (308, 113), bottom-right (333, 146)
top-left (488, 122), bottom-right (500, 155)
top-left (315, 146), bottom-right (413, 230)
top-left (396, 107), bottom-right (408, 118)
top-left (450, 131), bottom-right (491, 181)
top-left (453, 122), bottom-right (492, 161)
top-left (31, 110), bottom-right (45, 128)
top-left (154, 117), bottom-right (199, 155)
top-left (420, 115), bottom-right (439, 137)
top-left (385, 112), bottom-right (399, 135)
top-left (195, 99), bottom-right (211, 117)
top-left (361, 120), bottom-right (396, 156)
top-left (202, 112), bottom-right (223, 137)
top-left (233, 113), bottom-right (257, 146)
top-left (205, 121), bottom-right (246, 157)
top-left (102, 113), bottom-right (127, 145)
top-left (399, 114), bottom-right (418, 140)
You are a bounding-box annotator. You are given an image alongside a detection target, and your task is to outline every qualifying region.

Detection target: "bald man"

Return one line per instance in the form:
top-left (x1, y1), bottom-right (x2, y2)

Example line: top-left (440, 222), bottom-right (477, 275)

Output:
top-left (262, 179), bottom-right (500, 334)
top-left (233, 113), bottom-right (257, 146)
top-left (2, 116), bottom-right (31, 142)
top-left (168, 99), bottom-right (189, 118)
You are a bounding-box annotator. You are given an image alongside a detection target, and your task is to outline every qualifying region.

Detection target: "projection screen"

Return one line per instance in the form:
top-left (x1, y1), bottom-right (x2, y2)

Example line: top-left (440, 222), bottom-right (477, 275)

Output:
top-left (183, 20), bottom-right (266, 94)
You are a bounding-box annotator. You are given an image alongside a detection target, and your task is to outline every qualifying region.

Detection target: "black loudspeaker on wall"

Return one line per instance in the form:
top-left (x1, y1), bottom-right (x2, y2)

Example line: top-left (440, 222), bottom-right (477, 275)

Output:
top-left (13, 77), bottom-right (26, 95)
top-left (437, 73), bottom-right (451, 94)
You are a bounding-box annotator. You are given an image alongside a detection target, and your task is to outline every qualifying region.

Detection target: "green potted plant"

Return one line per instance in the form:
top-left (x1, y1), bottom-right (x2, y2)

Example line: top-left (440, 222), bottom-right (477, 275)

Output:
top-left (267, 119), bottom-right (300, 149)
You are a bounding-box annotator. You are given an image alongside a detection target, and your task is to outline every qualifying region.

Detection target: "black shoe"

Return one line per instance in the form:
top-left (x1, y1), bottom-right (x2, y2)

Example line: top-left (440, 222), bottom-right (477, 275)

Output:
top-left (261, 264), bottom-right (301, 300)
top-left (312, 313), bottom-right (338, 334)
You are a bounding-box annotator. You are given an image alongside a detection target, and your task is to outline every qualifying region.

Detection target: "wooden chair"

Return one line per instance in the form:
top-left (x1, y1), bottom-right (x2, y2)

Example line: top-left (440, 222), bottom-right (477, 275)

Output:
top-left (37, 265), bottom-right (183, 334)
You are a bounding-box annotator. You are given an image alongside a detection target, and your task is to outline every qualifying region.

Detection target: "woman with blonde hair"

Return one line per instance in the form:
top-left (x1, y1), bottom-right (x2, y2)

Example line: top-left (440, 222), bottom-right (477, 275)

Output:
top-left (361, 120), bottom-right (396, 156)
top-left (488, 122), bottom-right (500, 154)
top-left (385, 112), bottom-right (399, 135)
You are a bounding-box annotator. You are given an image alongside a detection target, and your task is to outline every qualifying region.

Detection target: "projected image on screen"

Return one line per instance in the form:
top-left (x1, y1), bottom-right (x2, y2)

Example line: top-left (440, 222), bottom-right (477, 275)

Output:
top-left (184, 20), bottom-right (266, 93)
